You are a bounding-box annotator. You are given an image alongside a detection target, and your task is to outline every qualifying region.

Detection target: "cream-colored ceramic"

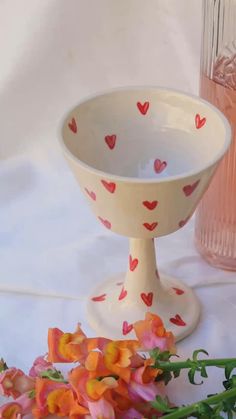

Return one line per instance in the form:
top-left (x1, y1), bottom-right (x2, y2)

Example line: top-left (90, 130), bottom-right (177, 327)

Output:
top-left (60, 87), bottom-right (231, 341)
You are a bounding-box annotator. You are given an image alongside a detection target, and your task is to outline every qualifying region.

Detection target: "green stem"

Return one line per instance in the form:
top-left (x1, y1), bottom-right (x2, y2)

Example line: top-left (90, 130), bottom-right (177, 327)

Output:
top-left (162, 387), bottom-right (236, 419)
top-left (157, 358), bottom-right (236, 372)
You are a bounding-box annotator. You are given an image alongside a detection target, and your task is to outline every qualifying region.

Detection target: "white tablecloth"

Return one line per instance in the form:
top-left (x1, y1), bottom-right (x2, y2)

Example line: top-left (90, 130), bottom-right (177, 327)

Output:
top-left (1, 0), bottom-right (236, 411)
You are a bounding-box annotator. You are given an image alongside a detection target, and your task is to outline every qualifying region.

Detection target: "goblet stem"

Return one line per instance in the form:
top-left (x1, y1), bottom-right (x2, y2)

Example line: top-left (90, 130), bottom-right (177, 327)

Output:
top-left (88, 238), bottom-right (200, 341)
top-left (124, 238), bottom-right (162, 302)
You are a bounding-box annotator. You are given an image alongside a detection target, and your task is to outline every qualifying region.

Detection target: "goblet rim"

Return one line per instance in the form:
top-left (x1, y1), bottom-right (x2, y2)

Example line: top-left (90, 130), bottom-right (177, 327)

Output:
top-left (59, 85), bottom-right (231, 184)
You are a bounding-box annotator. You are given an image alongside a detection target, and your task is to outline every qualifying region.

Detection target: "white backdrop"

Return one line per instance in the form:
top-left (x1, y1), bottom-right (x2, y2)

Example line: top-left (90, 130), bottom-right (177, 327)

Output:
top-left (1, 0), bottom-right (236, 412)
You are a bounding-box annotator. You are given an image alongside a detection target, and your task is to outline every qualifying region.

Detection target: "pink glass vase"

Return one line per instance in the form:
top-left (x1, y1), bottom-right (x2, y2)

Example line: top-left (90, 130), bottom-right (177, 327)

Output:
top-left (195, 0), bottom-right (236, 270)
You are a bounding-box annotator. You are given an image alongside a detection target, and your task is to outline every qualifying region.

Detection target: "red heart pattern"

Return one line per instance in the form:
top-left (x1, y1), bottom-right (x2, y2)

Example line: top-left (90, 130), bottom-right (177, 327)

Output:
top-left (122, 321), bottom-right (133, 335)
top-left (137, 101), bottom-right (149, 115)
top-left (68, 117), bottom-right (77, 133)
top-left (101, 180), bottom-right (116, 193)
top-left (118, 286), bottom-right (127, 301)
top-left (84, 188), bottom-right (96, 201)
top-left (170, 314), bottom-right (186, 326)
top-left (143, 200), bottom-right (158, 210)
top-left (81, 102), bottom-right (209, 239)
top-left (105, 134), bottom-right (116, 150)
top-left (91, 294), bottom-right (106, 302)
top-left (98, 217), bottom-right (111, 229)
top-left (183, 180), bottom-right (200, 197)
top-left (129, 255), bottom-right (139, 272)
top-left (195, 113), bottom-right (206, 129)
top-left (141, 292), bottom-right (153, 307)
top-left (154, 159), bottom-right (167, 174)
top-left (172, 287), bottom-right (185, 295)
top-left (143, 222), bottom-right (158, 231)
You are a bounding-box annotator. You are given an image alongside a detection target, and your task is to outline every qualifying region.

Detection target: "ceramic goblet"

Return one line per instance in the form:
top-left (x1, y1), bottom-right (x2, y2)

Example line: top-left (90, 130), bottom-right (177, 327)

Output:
top-left (60, 87), bottom-right (231, 341)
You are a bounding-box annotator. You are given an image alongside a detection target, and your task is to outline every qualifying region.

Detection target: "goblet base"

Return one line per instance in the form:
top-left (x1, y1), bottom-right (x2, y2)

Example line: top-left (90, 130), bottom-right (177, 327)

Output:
top-left (87, 273), bottom-right (200, 342)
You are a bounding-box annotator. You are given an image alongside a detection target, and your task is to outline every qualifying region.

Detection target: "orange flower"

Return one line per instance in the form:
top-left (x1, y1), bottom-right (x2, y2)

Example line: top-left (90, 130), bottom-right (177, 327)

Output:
top-left (47, 387), bottom-right (89, 416)
top-left (69, 364), bottom-right (129, 410)
top-left (131, 358), bottom-right (161, 384)
top-left (34, 378), bottom-right (70, 417)
top-left (134, 312), bottom-right (175, 352)
top-left (86, 377), bottom-right (118, 401)
top-left (109, 378), bottom-right (132, 412)
top-left (104, 340), bottom-right (139, 383)
top-left (48, 324), bottom-right (87, 363)
top-left (69, 365), bottom-right (90, 403)
top-left (48, 324), bottom-right (110, 364)
top-left (85, 351), bottom-right (110, 377)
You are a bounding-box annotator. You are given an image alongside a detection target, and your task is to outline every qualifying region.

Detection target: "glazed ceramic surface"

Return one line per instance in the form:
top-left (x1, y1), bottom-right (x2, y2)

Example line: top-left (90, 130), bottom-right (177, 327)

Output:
top-left (61, 88), bottom-right (230, 238)
top-left (60, 87), bottom-right (231, 340)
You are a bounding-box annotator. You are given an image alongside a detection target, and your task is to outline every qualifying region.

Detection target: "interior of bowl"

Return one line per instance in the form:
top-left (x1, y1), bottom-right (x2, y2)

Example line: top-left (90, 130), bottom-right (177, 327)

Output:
top-left (61, 88), bottom-right (230, 180)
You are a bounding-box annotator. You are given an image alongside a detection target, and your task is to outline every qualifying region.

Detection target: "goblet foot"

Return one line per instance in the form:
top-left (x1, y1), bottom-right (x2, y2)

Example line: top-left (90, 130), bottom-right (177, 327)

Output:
top-left (87, 273), bottom-right (200, 342)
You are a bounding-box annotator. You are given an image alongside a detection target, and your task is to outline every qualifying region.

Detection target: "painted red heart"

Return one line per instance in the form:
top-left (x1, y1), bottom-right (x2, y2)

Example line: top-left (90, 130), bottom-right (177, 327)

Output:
top-left (154, 159), bottom-right (167, 174)
top-left (118, 286), bottom-right (127, 301)
top-left (172, 287), bottom-right (185, 295)
top-left (178, 216), bottom-right (190, 228)
top-left (122, 321), bottom-right (133, 335)
top-left (98, 217), bottom-right (111, 229)
top-left (170, 314), bottom-right (186, 326)
top-left (183, 180), bottom-right (200, 197)
top-left (68, 117), bottom-right (77, 133)
top-left (143, 200), bottom-right (158, 210)
top-left (195, 113), bottom-right (206, 129)
top-left (105, 134), bottom-right (116, 150)
top-left (143, 222), bottom-right (158, 231)
top-left (129, 255), bottom-right (139, 272)
top-left (84, 188), bottom-right (96, 201)
top-left (137, 101), bottom-right (149, 115)
top-left (141, 292), bottom-right (153, 307)
top-left (101, 180), bottom-right (116, 193)
top-left (91, 294), bottom-right (106, 302)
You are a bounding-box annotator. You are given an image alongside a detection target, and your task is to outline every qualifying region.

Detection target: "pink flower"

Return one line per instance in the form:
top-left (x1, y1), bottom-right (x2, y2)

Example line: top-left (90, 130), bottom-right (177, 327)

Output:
top-left (129, 380), bottom-right (165, 402)
top-left (88, 397), bottom-right (115, 419)
top-left (134, 313), bottom-right (175, 352)
top-left (0, 368), bottom-right (34, 399)
top-left (0, 392), bottom-right (35, 417)
top-left (118, 407), bottom-right (145, 418)
top-left (29, 355), bottom-right (55, 378)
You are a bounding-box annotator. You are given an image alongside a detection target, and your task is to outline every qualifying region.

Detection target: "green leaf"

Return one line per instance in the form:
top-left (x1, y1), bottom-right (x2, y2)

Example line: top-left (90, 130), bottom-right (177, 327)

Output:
top-left (0, 358), bottom-right (8, 372)
top-left (192, 349), bottom-right (209, 362)
top-left (198, 401), bottom-right (213, 415)
top-left (225, 363), bottom-right (236, 380)
top-left (28, 389), bottom-right (36, 399)
top-left (40, 369), bottom-right (67, 383)
top-left (201, 365), bottom-right (208, 378)
top-left (151, 395), bottom-right (173, 413)
top-left (188, 367), bottom-right (203, 385)
top-left (159, 371), bottom-right (172, 385)
top-left (150, 348), bottom-right (160, 360)
top-left (224, 375), bottom-right (236, 391)
top-left (150, 348), bottom-right (172, 364)
top-left (173, 369), bottom-right (181, 378)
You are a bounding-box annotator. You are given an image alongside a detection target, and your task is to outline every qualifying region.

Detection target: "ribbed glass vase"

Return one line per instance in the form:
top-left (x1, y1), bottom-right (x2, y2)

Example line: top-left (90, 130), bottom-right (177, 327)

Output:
top-left (195, 0), bottom-right (236, 270)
